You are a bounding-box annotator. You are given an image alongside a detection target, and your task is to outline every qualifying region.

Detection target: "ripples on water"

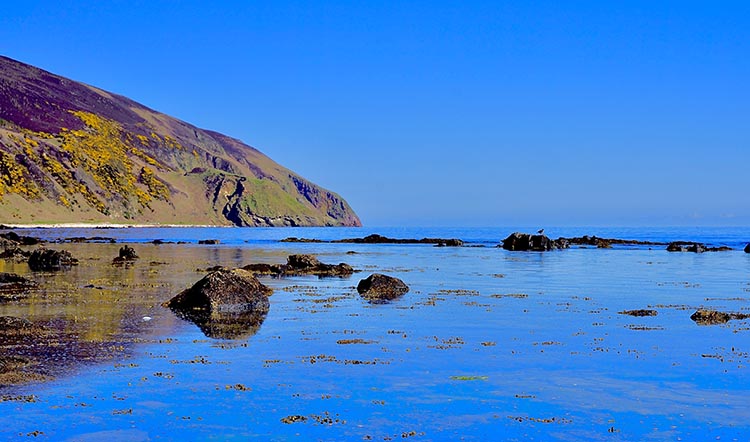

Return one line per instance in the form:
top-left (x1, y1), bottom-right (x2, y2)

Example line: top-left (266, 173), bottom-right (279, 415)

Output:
top-left (1, 227), bottom-right (750, 441)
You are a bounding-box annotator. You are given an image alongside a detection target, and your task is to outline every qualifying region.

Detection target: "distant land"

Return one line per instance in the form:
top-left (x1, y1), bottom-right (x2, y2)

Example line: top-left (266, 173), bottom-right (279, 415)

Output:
top-left (0, 55), bottom-right (361, 227)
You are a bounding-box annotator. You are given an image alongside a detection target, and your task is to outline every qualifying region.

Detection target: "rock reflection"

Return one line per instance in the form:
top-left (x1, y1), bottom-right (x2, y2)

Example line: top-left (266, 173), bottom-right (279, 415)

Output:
top-left (167, 308), bottom-right (267, 340)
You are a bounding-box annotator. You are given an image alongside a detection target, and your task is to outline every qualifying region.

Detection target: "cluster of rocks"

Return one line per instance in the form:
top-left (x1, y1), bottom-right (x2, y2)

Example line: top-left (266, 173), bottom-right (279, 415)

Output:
top-left (242, 254), bottom-right (354, 277)
top-left (690, 309), bottom-right (750, 325)
top-left (28, 249), bottom-right (78, 271)
top-left (112, 246), bottom-right (139, 266)
top-left (666, 242), bottom-right (732, 253)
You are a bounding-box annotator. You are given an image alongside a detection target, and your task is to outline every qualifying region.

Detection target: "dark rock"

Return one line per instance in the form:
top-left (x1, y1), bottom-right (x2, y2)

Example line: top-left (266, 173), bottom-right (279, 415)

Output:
top-left (153, 239), bottom-right (164, 245)
top-left (0, 232), bottom-right (41, 246)
top-left (332, 234), bottom-right (464, 246)
top-left (112, 246), bottom-right (139, 266)
top-left (198, 239), bottom-right (220, 244)
top-left (744, 243), bottom-right (750, 253)
top-left (285, 254), bottom-right (353, 276)
top-left (279, 237), bottom-right (324, 243)
top-left (288, 254), bottom-right (322, 269)
top-left (357, 273), bottom-right (409, 302)
top-left (666, 241), bottom-right (730, 253)
top-left (242, 254), bottom-right (354, 278)
top-left (561, 235), bottom-right (666, 247)
top-left (28, 248), bottom-right (78, 271)
top-left (690, 309), bottom-right (750, 325)
top-left (618, 309), bottom-right (658, 317)
top-left (501, 232), bottom-right (566, 251)
top-left (0, 246), bottom-right (31, 261)
top-left (163, 269), bottom-right (272, 339)
top-left (242, 263), bottom-right (284, 276)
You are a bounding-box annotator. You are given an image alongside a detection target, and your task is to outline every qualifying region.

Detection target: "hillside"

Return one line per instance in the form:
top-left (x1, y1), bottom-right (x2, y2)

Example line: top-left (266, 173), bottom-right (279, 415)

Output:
top-left (0, 56), bottom-right (361, 227)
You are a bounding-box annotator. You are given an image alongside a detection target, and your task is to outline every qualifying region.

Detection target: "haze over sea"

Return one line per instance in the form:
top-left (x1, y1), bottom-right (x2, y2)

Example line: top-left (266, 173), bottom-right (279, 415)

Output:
top-left (1, 225), bottom-right (750, 441)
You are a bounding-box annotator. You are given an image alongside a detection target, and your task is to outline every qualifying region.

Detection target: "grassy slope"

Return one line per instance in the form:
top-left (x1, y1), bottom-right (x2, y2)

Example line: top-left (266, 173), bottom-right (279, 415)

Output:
top-left (0, 56), bottom-right (361, 227)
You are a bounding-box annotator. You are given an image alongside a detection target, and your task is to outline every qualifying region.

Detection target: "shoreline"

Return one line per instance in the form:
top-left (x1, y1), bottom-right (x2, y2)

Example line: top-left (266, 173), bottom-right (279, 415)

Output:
top-left (1, 223), bottom-right (230, 229)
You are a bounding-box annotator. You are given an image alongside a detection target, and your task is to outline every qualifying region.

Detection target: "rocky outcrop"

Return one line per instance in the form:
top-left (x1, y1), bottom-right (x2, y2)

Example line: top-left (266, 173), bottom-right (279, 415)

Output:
top-left (163, 269), bottom-right (272, 339)
top-left (690, 309), bottom-right (750, 325)
top-left (357, 274), bottom-right (409, 302)
top-left (666, 242), bottom-right (732, 253)
top-left (745, 243), bottom-right (750, 253)
top-left (112, 246), bottom-right (139, 266)
top-left (28, 249), bottom-right (78, 271)
top-left (501, 233), bottom-right (567, 251)
top-left (242, 254), bottom-right (354, 277)
top-left (332, 234), bottom-right (463, 247)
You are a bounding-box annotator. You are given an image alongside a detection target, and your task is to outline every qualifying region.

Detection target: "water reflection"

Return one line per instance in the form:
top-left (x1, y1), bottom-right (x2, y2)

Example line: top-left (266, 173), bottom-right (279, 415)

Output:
top-left (167, 308), bottom-right (267, 340)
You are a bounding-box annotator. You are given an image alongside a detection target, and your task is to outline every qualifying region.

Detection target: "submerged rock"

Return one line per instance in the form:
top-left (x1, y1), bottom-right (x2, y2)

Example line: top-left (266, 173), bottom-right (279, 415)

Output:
top-left (690, 309), bottom-right (750, 325)
top-left (242, 254), bottom-right (354, 277)
top-left (163, 269), bottom-right (272, 339)
top-left (666, 241), bottom-right (732, 253)
top-left (501, 232), bottom-right (566, 251)
top-left (618, 309), bottom-right (658, 317)
top-left (112, 246), bottom-right (139, 266)
top-left (27, 248), bottom-right (78, 271)
top-left (357, 273), bottom-right (409, 302)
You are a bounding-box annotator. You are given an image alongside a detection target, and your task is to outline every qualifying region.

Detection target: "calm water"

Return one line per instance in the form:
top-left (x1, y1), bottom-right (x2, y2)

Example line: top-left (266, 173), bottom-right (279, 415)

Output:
top-left (2, 226), bottom-right (750, 441)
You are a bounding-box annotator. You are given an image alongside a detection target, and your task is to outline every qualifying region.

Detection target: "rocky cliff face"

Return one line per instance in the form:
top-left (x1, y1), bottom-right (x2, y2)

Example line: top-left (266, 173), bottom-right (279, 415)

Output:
top-left (0, 55), bottom-right (361, 226)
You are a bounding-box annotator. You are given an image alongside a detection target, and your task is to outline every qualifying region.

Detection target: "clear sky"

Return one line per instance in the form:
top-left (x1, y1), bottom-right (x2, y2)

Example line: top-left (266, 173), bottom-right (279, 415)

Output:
top-left (2, 1), bottom-right (748, 226)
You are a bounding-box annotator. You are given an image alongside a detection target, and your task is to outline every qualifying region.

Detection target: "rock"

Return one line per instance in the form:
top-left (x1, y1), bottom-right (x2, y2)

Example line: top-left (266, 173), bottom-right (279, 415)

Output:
top-left (27, 248), bottom-right (78, 271)
top-left (357, 273), bottom-right (409, 302)
top-left (666, 241), bottom-right (730, 253)
top-left (501, 232), bottom-right (566, 251)
top-left (690, 309), bottom-right (750, 325)
top-left (0, 246), bottom-right (30, 261)
top-left (332, 234), bottom-right (464, 246)
top-left (243, 255), bottom-right (354, 277)
top-left (163, 269), bottom-right (272, 339)
top-left (198, 239), bottom-right (220, 244)
top-left (745, 243), bottom-right (750, 253)
top-left (112, 246), bottom-right (139, 266)
top-left (618, 309), bottom-right (657, 317)
top-left (285, 254), bottom-right (353, 276)
top-left (241, 263), bottom-right (284, 276)
top-left (288, 254), bottom-right (322, 269)
top-left (0, 232), bottom-right (41, 245)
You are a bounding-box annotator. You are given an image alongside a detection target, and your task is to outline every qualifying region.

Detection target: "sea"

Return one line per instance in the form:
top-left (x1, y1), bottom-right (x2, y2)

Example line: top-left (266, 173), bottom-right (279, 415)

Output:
top-left (1, 226), bottom-right (750, 441)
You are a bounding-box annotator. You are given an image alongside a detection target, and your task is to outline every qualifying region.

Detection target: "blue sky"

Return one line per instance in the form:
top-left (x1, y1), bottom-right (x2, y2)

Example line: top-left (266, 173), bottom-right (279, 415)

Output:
top-left (2, 1), bottom-right (748, 226)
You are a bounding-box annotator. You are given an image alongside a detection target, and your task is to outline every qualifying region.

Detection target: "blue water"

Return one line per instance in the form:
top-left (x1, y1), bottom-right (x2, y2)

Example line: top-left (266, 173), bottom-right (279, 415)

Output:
top-left (2, 226), bottom-right (750, 441)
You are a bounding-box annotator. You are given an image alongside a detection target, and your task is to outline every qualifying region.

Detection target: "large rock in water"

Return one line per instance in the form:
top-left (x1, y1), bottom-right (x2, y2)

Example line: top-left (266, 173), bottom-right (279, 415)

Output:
top-left (28, 249), bottom-right (78, 271)
top-left (501, 233), bottom-right (564, 251)
top-left (745, 243), bottom-right (750, 253)
top-left (163, 269), bottom-right (272, 339)
top-left (357, 274), bottom-right (409, 302)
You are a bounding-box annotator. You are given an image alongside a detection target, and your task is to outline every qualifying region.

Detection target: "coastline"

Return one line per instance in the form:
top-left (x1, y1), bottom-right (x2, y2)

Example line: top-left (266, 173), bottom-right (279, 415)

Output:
top-left (1, 223), bottom-right (228, 229)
